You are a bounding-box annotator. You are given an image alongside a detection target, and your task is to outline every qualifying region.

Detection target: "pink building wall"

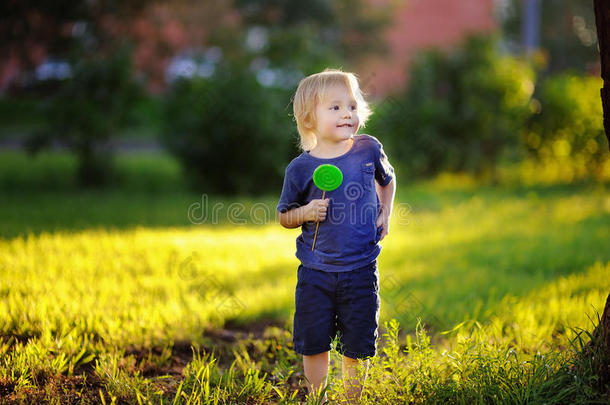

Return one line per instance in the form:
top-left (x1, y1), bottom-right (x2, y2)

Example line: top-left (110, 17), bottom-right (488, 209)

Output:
top-left (357, 0), bottom-right (497, 100)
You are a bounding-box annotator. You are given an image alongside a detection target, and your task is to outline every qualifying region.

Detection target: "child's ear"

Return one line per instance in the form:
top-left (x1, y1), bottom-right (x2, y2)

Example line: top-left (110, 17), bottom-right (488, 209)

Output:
top-left (303, 113), bottom-right (315, 129)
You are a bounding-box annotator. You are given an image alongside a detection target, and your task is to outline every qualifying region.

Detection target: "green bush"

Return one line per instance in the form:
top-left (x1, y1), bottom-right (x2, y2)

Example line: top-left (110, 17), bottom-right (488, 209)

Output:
top-left (369, 34), bottom-right (535, 180)
top-left (162, 63), bottom-right (296, 196)
top-left (525, 74), bottom-right (609, 174)
top-left (0, 97), bottom-right (46, 135)
top-left (0, 151), bottom-right (186, 192)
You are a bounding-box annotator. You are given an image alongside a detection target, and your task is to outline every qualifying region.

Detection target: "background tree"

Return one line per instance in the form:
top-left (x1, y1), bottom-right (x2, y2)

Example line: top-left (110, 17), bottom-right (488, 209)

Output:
top-left (0, 0), bottom-right (156, 90)
top-left (497, 0), bottom-right (599, 74)
top-left (3, 0), bottom-right (155, 186)
top-left (162, 61), bottom-right (293, 195)
top-left (27, 46), bottom-right (143, 186)
top-left (161, 0), bottom-right (398, 195)
top-left (593, 0), bottom-right (610, 148)
top-left (232, 0), bottom-right (395, 72)
top-left (369, 34), bottom-right (535, 182)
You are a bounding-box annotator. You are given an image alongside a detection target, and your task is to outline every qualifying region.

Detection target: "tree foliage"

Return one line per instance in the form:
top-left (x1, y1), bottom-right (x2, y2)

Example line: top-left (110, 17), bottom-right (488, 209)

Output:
top-left (369, 35), bottom-right (535, 180)
top-left (162, 62), bottom-right (294, 195)
top-left (525, 74), bottom-right (609, 171)
top-left (27, 46), bottom-right (144, 186)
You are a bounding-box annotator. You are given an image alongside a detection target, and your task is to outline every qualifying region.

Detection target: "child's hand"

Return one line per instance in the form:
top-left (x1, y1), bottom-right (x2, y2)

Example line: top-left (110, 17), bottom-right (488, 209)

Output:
top-left (306, 198), bottom-right (330, 222)
top-left (376, 212), bottom-right (390, 241)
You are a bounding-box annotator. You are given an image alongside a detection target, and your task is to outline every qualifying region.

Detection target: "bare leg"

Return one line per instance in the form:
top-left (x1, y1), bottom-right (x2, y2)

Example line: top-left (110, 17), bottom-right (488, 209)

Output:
top-left (303, 351), bottom-right (330, 402)
top-left (341, 355), bottom-right (369, 404)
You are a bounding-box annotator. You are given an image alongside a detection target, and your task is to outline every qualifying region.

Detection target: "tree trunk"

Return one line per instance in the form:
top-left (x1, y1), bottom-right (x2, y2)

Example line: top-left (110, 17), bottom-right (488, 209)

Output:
top-left (590, 1), bottom-right (610, 391)
top-left (593, 0), bottom-right (610, 149)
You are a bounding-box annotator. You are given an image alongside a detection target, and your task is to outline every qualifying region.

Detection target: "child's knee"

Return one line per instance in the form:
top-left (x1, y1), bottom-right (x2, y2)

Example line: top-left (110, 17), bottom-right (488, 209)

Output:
top-left (342, 354), bottom-right (359, 364)
top-left (304, 350), bottom-right (330, 358)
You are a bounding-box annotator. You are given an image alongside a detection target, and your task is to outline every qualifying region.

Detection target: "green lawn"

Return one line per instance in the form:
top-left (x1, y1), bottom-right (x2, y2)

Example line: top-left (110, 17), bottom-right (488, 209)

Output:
top-left (0, 152), bottom-right (609, 403)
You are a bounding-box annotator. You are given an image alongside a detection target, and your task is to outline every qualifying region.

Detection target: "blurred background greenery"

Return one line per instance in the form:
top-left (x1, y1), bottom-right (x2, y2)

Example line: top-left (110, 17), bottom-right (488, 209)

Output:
top-left (1, 0), bottom-right (607, 195)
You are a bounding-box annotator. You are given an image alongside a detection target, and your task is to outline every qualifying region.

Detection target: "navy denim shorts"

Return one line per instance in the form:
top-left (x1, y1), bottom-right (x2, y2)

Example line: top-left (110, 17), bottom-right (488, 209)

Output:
top-left (292, 260), bottom-right (380, 359)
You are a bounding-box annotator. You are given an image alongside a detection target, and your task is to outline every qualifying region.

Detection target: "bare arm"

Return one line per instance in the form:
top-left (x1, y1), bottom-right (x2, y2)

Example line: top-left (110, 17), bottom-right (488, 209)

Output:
top-left (375, 177), bottom-right (396, 240)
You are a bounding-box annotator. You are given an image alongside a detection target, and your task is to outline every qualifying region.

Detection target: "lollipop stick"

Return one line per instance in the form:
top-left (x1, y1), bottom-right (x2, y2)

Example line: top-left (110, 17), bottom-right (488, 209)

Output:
top-left (311, 190), bottom-right (326, 251)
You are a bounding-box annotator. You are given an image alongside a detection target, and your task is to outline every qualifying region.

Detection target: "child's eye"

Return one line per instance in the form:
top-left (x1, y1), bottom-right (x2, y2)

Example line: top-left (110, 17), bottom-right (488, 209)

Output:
top-left (351, 105), bottom-right (357, 111)
top-left (331, 106), bottom-right (339, 111)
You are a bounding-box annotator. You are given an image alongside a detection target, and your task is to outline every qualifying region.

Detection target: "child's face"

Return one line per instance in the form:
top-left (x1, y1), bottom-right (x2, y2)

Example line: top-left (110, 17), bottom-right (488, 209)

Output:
top-left (312, 84), bottom-right (360, 144)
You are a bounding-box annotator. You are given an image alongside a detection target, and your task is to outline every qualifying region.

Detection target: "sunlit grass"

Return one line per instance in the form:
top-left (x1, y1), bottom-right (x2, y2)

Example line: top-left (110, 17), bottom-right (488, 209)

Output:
top-left (0, 162), bottom-right (609, 402)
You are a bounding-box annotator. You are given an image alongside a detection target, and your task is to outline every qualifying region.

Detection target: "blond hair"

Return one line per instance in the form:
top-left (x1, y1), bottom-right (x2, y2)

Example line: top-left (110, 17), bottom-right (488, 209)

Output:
top-left (292, 68), bottom-right (372, 152)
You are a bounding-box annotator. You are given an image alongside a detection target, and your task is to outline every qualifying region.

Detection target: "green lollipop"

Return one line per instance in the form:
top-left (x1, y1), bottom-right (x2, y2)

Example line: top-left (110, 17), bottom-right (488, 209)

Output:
top-left (313, 164), bottom-right (343, 192)
top-left (311, 164), bottom-right (343, 251)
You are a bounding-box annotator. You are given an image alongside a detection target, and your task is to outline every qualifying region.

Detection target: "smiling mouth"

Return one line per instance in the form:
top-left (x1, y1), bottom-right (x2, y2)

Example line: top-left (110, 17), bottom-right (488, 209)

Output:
top-left (337, 124), bottom-right (353, 127)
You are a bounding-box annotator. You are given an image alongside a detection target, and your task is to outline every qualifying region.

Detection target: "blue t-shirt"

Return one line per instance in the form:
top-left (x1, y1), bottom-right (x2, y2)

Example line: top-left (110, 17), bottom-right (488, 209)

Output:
top-left (277, 134), bottom-right (395, 272)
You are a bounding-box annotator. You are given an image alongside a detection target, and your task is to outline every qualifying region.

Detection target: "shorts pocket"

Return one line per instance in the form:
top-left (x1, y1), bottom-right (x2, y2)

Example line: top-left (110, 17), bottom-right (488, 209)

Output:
top-left (361, 162), bottom-right (374, 191)
top-left (353, 263), bottom-right (379, 293)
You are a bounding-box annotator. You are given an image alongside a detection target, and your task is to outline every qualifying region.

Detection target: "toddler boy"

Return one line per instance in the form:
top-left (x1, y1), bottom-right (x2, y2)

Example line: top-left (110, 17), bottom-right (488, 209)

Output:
top-left (277, 68), bottom-right (396, 403)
